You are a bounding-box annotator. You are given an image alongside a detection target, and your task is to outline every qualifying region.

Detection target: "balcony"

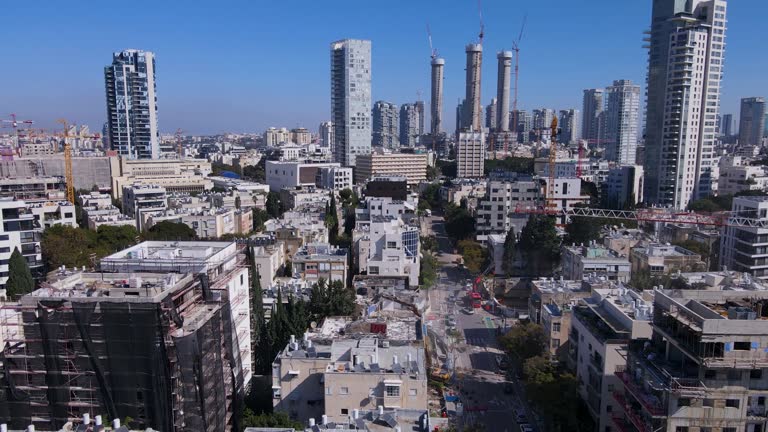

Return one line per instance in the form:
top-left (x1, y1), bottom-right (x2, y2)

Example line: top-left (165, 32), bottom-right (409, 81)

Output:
top-left (623, 406), bottom-right (653, 432)
top-left (615, 370), bottom-right (666, 416)
top-left (611, 416), bottom-right (640, 432)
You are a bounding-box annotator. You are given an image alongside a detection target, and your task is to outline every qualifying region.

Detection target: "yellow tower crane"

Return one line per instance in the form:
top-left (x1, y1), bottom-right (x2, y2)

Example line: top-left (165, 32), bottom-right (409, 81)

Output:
top-left (57, 119), bottom-right (75, 204)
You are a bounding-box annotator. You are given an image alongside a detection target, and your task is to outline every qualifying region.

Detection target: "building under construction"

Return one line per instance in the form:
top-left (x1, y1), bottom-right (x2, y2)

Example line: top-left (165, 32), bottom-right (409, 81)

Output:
top-left (0, 241), bottom-right (252, 431)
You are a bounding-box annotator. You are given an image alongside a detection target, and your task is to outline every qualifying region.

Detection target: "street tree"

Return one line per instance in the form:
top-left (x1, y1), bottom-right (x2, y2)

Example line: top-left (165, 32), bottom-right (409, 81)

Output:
top-left (518, 215), bottom-right (560, 276)
top-left (499, 322), bottom-right (547, 362)
top-left (6, 248), bottom-right (34, 299)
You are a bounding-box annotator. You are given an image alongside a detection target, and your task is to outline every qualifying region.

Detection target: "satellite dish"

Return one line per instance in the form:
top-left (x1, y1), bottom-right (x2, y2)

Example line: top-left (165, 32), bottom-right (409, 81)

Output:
top-left (310, 321), bottom-right (317, 329)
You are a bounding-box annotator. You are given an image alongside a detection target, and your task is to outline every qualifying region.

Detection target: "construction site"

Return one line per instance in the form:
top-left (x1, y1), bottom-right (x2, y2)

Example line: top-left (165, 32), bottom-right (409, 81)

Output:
top-left (0, 241), bottom-right (252, 431)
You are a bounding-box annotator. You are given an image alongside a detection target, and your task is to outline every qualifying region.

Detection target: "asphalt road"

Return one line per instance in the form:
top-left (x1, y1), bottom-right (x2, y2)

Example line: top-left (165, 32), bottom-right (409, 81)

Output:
top-left (424, 214), bottom-right (537, 432)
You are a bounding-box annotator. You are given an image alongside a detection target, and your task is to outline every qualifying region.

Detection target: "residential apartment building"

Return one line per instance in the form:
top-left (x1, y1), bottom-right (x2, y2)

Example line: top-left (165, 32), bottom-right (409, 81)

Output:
top-left (279, 186), bottom-right (330, 211)
top-left (0, 176), bottom-right (67, 203)
top-left (399, 103), bottom-right (421, 147)
top-left (604, 165), bottom-right (644, 209)
top-left (272, 317), bottom-right (426, 424)
top-left (317, 166), bottom-right (353, 191)
top-left (331, 39), bottom-right (372, 167)
top-left (292, 243), bottom-right (348, 284)
top-left (354, 152), bottom-right (428, 186)
top-left (439, 179), bottom-right (487, 207)
top-left (104, 49), bottom-right (164, 159)
top-left (122, 184), bottom-right (167, 231)
top-left (739, 97), bottom-right (766, 147)
top-left (319, 121), bottom-right (334, 148)
top-left (558, 109), bottom-right (581, 145)
top-left (251, 236), bottom-right (286, 290)
top-left (603, 80), bottom-right (640, 165)
top-left (718, 162), bottom-right (768, 196)
top-left (485, 98), bottom-right (498, 131)
top-left (630, 243), bottom-right (706, 275)
top-left (28, 201), bottom-right (76, 230)
top-left (582, 89), bottom-right (604, 144)
top-left (265, 160), bottom-right (341, 192)
top-left (290, 128), bottom-right (311, 145)
top-left (354, 216), bottom-right (420, 287)
top-left (179, 208), bottom-right (236, 239)
top-left (372, 101), bottom-right (399, 148)
top-left (456, 131), bottom-right (485, 178)
top-left (569, 288), bottom-right (652, 432)
top-left (643, 0), bottom-right (727, 208)
top-left (0, 199), bottom-right (47, 295)
top-left (3, 241), bottom-right (251, 431)
top-left (264, 127), bottom-right (291, 146)
top-left (475, 175), bottom-right (540, 240)
top-left (613, 288), bottom-right (768, 432)
top-left (562, 243), bottom-right (631, 282)
top-left (721, 195), bottom-right (768, 280)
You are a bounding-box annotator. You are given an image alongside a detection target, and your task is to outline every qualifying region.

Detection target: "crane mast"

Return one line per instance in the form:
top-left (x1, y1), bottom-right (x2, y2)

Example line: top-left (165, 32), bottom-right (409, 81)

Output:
top-left (57, 119), bottom-right (75, 204)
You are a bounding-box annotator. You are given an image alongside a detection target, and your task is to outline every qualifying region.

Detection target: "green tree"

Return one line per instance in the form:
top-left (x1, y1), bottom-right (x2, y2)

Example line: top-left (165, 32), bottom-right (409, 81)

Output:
top-left (419, 253), bottom-right (438, 289)
top-left (308, 279), bottom-right (355, 322)
top-left (6, 248), bottom-right (34, 298)
top-left (444, 203), bottom-right (475, 241)
top-left (419, 183), bottom-right (442, 208)
top-left (420, 236), bottom-right (438, 253)
top-left (143, 221), bottom-right (197, 241)
top-left (283, 261), bottom-right (293, 277)
top-left (518, 215), bottom-right (561, 276)
top-left (499, 322), bottom-right (547, 362)
top-left (502, 228), bottom-right (516, 276)
top-left (42, 225), bottom-right (98, 269)
top-left (95, 225), bottom-right (139, 254)
top-left (522, 356), bottom-right (584, 431)
top-left (241, 409), bottom-right (303, 430)
top-left (266, 191), bottom-right (282, 218)
top-left (457, 240), bottom-right (487, 274)
top-left (252, 208), bottom-right (270, 232)
top-left (426, 165), bottom-right (440, 180)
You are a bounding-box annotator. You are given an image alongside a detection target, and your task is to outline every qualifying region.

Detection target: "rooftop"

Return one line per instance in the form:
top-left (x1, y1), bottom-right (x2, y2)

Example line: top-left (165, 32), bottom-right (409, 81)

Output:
top-left (635, 243), bottom-right (698, 257)
top-left (565, 242), bottom-right (629, 261)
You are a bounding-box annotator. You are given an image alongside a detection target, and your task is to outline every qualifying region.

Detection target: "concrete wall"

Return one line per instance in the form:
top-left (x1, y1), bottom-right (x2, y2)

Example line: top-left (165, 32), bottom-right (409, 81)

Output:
top-left (0, 157), bottom-right (115, 191)
top-left (323, 372), bottom-right (427, 424)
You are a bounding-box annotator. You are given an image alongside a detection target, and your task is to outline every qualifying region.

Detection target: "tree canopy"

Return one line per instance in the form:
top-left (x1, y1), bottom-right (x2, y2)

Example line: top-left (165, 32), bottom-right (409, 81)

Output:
top-left (6, 248), bottom-right (34, 299)
top-left (457, 240), bottom-right (488, 274)
top-left (498, 322), bottom-right (547, 362)
top-left (518, 215), bottom-right (560, 276)
top-left (144, 221), bottom-right (197, 241)
top-left (501, 228), bottom-right (516, 276)
top-left (42, 225), bottom-right (140, 270)
top-left (419, 253), bottom-right (438, 290)
top-left (266, 191), bottom-right (283, 218)
top-left (444, 203), bottom-right (475, 241)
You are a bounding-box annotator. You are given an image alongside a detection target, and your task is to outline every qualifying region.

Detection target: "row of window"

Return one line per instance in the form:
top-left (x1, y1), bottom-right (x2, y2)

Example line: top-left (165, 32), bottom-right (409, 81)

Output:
top-left (324, 385), bottom-right (416, 398)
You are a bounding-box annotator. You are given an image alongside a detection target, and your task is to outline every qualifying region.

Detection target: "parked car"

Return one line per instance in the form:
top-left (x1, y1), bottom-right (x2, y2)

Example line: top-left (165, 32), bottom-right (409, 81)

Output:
top-left (520, 423), bottom-right (535, 432)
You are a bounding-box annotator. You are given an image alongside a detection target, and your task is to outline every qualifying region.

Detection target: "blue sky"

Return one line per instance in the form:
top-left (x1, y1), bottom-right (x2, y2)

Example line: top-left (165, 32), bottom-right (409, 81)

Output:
top-left (2, 0), bottom-right (766, 135)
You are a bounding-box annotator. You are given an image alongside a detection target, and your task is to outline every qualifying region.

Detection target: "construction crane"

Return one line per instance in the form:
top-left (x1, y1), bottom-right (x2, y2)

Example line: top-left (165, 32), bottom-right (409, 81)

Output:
top-left (1, 114), bottom-right (34, 153)
top-left (547, 117), bottom-right (558, 210)
top-left (426, 23), bottom-right (437, 60)
top-left (510, 204), bottom-right (768, 229)
top-left (477, 0), bottom-right (484, 45)
top-left (57, 119), bottom-right (75, 204)
top-left (175, 128), bottom-right (184, 157)
top-left (509, 15), bottom-right (527, 152)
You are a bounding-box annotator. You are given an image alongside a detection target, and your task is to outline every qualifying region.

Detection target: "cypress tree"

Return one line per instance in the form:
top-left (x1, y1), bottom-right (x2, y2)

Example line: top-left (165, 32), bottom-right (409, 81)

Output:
top-left (6, 248), bottom-right (34, 299)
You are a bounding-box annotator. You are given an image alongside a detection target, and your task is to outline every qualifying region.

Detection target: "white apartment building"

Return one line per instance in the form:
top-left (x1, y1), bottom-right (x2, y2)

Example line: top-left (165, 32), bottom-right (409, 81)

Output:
top-left (317, 166), bottom-right (353, 191)
top-left (28, 201), bottom-right (76, 230)
top-left (87, 212), bottom-right (136, 230)
top-left (603, 79), bottom-right (640, 165)
top-left (279, 187), bottom-right (330, 212)
top-left (456, 131), bottom-right (485, 178)
top-left (475, 175), bottom-right (541, 240)
top-left (251, 238), bottom-right (286, 290)
top-left (544, 178), bottom-right (592, 221)
top-left (0, 199), bottom-right (50, 296)
top-left (721, 196), bottom-right (768, 280)
top-left (644, 0), bottom-right (727, 208)
top-left (562, 243), bottom-right (631, 282)
top-left (181, 208), bottom-right (236, 239)
top-left (569, 288), bottom-right (652, 432)
top-left (354, 216), bottom-right (420, 287)
top-left (209, 176), bottom-right (270, 194)
top-left (292, 243), bottom-right (347, 284)
top-left (266, 160), bottom-right (341, 192)
top-left (122, 184), bottom-right (167, 231)
top-left (331, 39), bottom-right (372, 167)
top-left (354, 152), bottom-right (428, 186)
top-left (604, 165), bottom-right (644, 209)
top-left (272, 317), bottom-right (426, 424)
top-left (719, 163), bottom-right (768, 196)
top-left (264, 127), bottom-right (291, 146)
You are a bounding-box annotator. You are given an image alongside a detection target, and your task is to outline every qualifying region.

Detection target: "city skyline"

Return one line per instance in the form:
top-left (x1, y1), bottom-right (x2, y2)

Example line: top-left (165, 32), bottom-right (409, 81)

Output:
top-left (1, 0), bottom-right (767, 135)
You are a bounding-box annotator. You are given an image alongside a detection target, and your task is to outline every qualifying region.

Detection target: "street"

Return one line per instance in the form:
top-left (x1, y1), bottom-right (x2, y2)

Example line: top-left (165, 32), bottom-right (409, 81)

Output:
top-left (423, 214), bottom-right (539, 432)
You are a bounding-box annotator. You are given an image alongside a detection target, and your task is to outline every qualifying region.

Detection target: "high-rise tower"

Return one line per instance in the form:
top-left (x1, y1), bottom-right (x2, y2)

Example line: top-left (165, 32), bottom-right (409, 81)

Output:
top-left (581, 88), bottom-right (604, 144)
top-left (331, 39), bottom-right (372, 167)
top-left (372, 101), bottom-right (399, 148)
top-left (496, 51), bottom-right (513, 132)
top-left (643, 0), bottom-right (727, 208)
top-left (463, 44), bottom-right (483, 131)
top-left (739, 97), bottom-right (766, 146)
top-left (104, 49), bottom-right (162, 159)
top-left (604, 80), bottom-right (640, 165)
top-left (430, 58), bottom-right (445, 135)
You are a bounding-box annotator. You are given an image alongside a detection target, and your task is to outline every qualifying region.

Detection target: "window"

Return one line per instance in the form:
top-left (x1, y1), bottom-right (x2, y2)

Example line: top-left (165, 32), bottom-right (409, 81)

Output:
top-left (552, 339), bottom-right (560, 348)
top-left (606, 404), bottom-right (612, 413)
top-left (387, 241), bottom-right (397, 249)
top-left (703, 398), bottom-right (714, 407)
top-left (734, 341), bottom-right (751, 351)
top-left (677, 398), bottom-right (691, 407)
top-left (326, 387), bottom-right (332, 395)
top-left (704, 369), bottom-right (717, 379)
top-left (369, 266), bottom-right (379, 275)
top-left (340, 387), bottom-right (349, 395)
top-left (409, 388), bottom-right (417, 396)
top-left (553, 323), bottom-right (561, 332)
top-left (341, 408), bottom-right (348, 415)
top-left (385, 385), bottom-right (400, 397)
top-left (726, 399), bottom-right (739, 408)
top-left (676, 427), bottom-right (689, 432)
